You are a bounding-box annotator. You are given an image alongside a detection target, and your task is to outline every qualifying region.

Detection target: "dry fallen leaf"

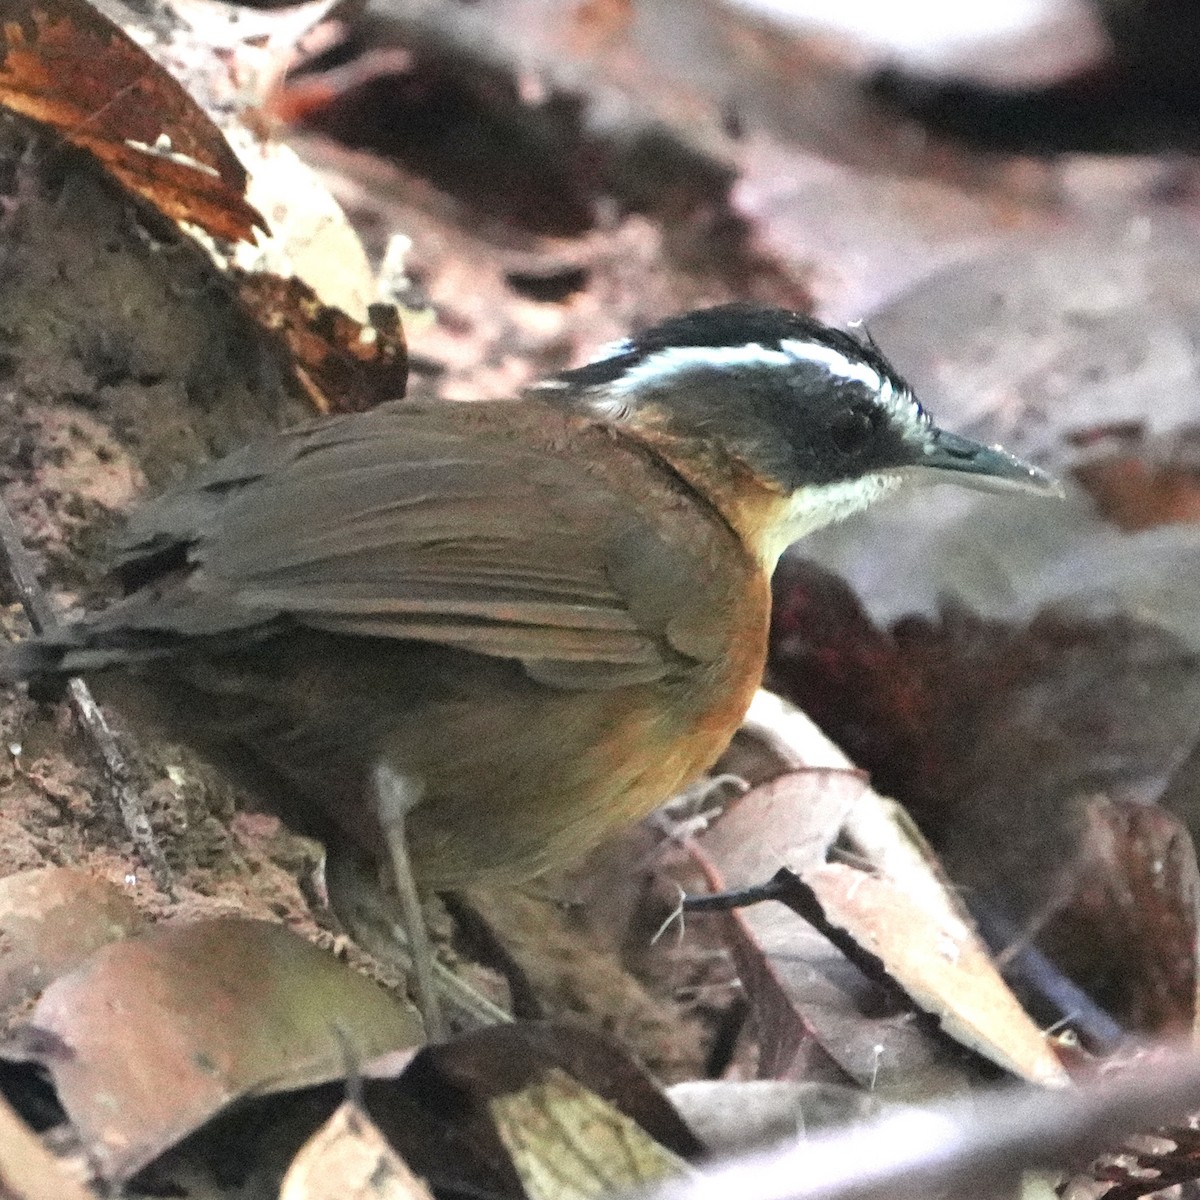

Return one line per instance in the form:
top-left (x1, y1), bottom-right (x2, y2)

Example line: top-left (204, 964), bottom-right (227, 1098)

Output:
top-left (406, 1022), bottom-right (705, 1159)
top-left (1077, 797), bottom-right (1200, 1038)
top-left (767, 558), bottom-right (1200, 1042)
top-left (280, 1101), bottom-right (434, 1200)
top-left (231, 271), bottom-right (407, 413)
top-left (12, 917), bottom-right (423, 1181)
top-left (340, 1023), bottom-right (704, 1200)
top-left (0, 0), bottom-right (264, 241)
top-left (817, 803), bottom-right (1062, 1083)
top-left (230, 131), bottom-right (380, 325)
top-left (666, 1078), bottom-right (886, 1156)
top-left (102, 1021), bottom-right (703, 1199)
top-left (0, 0), bottom-right (407, 415)
top-left (491, 1067), bottom-right (693, 1200)
top-left (698, 690), bottom-right (1068, 1090)
top-left (0, 866), bottom-right (143, 1023)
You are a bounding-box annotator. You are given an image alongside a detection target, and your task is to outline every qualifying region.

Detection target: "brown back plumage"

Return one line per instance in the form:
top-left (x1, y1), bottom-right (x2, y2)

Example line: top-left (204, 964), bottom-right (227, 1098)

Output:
top-left (2, 397), bottom-right (769, 884)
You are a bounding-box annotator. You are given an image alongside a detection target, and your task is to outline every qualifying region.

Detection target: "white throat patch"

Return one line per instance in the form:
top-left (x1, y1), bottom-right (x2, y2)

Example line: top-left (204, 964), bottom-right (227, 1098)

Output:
top-left (759, 472), bottom-right (903, 572)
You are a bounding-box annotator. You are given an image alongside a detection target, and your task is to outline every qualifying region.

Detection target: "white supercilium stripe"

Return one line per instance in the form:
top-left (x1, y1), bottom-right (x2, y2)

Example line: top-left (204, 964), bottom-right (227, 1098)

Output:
top-left (591, 335), bottom-right (927, 441)
top-left (601, 339), bottom-right (883, 393)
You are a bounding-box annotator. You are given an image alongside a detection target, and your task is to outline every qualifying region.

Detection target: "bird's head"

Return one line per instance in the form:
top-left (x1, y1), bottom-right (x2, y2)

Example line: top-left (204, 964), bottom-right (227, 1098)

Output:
top-left (532, 303), bottom-right (1059, 569)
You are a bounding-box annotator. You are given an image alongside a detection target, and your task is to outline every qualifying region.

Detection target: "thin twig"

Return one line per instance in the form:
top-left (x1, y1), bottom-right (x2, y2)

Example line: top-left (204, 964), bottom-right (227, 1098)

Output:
top-left (682, 871), bottom-right (791, 913)
top-left (0, 496), bottom-right (175, 896)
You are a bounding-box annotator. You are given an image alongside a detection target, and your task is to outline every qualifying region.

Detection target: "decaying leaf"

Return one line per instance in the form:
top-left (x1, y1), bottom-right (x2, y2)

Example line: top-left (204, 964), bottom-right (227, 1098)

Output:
top-left (231, 271), bottom-right (407, 414)
top-left (0, 867), bottom-right (142, 1023)
top-left (1078, 797), bottom-right (1200, 1038)
top-left (85, 1020), bottom-right (707, 1199)
top-left (818, 795), bottom-right (1066, 1085)
top-left (698, 691), bottom-right (1068, 1089)
top-left (0, 0), bottom-right (264, 241)
top-left (280, 1101), bottom-right (434, 1200)
top-left (10, 917), bottom-right (422, 1181)
top-left (405, 1022), bottom-right (705, 1162)
top-left (767, 558), bottom-right (1200, 1042)
top-left (666, 1079), bottom-right (886, 1156)
top-left (0, 0), bottom-right (408, 416)
top-left (491, 1066), bottom-right (692, 1200)
top-left (229, 131), bottom-right (380, 325)
top-left (337, 1023), bottom-right (704, 1200)
top-left (726, 892), bottom-right (982, 1096)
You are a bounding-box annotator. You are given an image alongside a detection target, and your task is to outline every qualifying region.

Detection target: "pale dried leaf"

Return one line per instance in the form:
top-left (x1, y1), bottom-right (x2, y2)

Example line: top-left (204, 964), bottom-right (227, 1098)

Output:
top-left (711, 692), bottom-right (1067, 1087)
top-left (229, 131), bottom-right (376, 322)
top-left (280, 1101), bottom-right (434, 1200)
top-left (834, 791), bottom-right (1066, 1085)
top-left (0, 1089), bottom-right (95, 1200)
top-left (490, 1067), bottom-right (692, 1200)
top-left (726, 897), bottom-right (978, 1095)
top-left (667, 1079), bottom-right (884, 1155)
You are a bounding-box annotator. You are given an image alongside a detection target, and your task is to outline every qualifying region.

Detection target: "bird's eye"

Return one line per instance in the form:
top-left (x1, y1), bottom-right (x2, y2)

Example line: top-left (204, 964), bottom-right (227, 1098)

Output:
top-left (829, 407), bottom-right (874, 453)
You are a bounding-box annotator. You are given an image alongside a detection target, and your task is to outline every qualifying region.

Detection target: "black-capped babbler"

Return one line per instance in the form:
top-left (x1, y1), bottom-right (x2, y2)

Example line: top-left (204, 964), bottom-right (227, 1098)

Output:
top-left (1, 304), bottom-right (1057, 1034)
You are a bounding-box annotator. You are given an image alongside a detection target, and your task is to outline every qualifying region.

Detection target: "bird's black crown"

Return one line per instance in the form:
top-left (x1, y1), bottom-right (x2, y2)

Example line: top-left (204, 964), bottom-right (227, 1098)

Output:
top-left (558, 303), bottom-right (907, 394)
top-left (543, 302), bottom-right (930, 491)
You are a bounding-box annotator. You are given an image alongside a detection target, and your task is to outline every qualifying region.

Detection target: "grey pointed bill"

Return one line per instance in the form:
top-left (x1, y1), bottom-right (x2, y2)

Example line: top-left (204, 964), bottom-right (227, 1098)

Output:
top-left (918, 428), bottom-right (1063, 497)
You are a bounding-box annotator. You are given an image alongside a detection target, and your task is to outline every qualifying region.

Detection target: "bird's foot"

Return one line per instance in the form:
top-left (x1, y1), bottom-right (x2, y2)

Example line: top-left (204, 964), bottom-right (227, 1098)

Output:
top-left (323, 837), bottom-right (511, 1035)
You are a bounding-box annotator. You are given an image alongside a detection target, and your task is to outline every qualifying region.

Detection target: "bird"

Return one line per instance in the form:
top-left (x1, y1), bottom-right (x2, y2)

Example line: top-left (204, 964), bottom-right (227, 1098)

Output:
top-left (0, 303), bottom-right (1056, 1034)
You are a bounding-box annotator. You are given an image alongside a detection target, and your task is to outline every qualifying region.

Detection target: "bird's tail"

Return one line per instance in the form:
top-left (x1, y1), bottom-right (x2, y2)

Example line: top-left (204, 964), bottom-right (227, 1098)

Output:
top-left (0, 627), bottom-right (174, 690)
top-left (2, 589), bottom-right (275, 692)
top-left (1, 637), bottom-right (67, 684)
top-left (0, 635), bottom-right (83, 702)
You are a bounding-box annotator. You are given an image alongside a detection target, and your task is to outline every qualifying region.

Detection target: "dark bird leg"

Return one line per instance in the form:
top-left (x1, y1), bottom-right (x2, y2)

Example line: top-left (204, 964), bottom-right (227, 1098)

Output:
top-left (373, 764), bottom-right (445, 1040)
top-left (322, 846), bottom-right (510, 1030)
